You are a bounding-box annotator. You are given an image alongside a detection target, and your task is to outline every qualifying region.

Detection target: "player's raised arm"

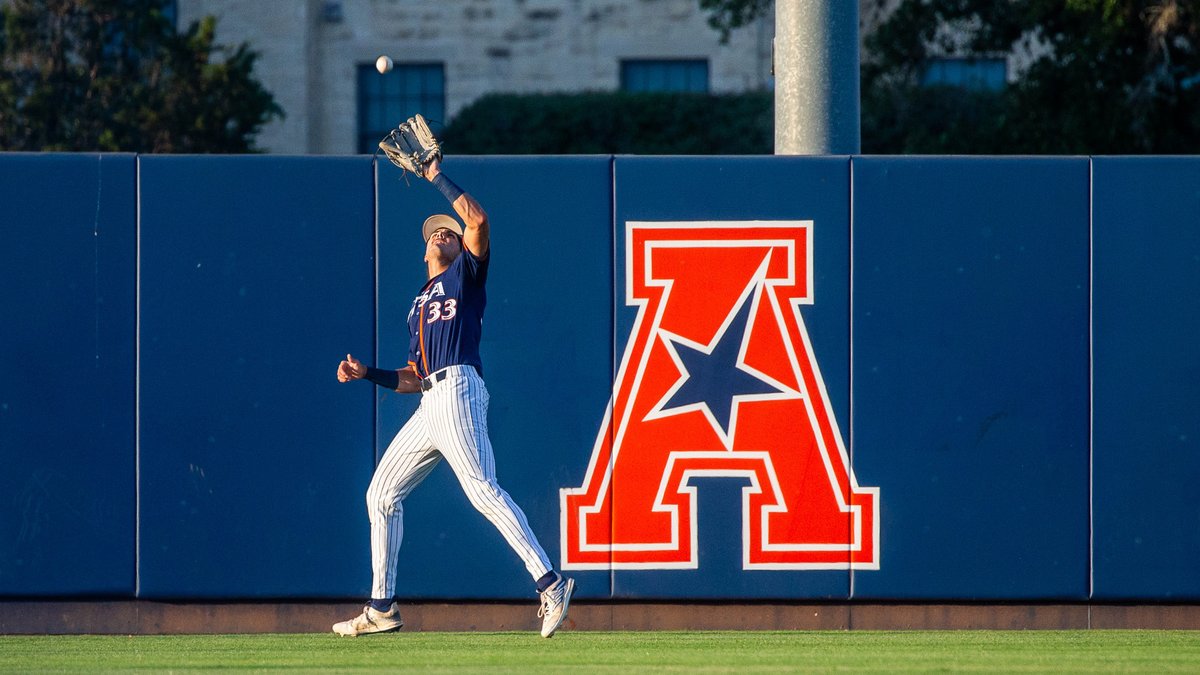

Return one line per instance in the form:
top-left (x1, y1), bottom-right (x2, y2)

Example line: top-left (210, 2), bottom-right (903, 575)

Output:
top-left (426, 158), bottom-right (489, 259)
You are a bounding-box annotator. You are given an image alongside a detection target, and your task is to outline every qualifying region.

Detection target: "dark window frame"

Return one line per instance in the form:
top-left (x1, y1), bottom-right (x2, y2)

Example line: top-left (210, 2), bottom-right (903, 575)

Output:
top-left (357, 62), bottom-right (446, 154)
top-left (620, 59), bottom-right (710, 93)
top-left (922, 57), bottom-right (1007, 91)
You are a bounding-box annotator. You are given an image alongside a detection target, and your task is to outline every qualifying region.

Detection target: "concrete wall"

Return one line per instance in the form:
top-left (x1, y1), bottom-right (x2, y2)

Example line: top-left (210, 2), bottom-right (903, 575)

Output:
top-left (178, 0), bottom-right (774, 153)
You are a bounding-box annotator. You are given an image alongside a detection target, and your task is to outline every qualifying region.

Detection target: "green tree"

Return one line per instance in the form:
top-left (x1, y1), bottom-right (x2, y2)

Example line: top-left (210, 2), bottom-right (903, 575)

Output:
top-left (0, 0), bottom-right (282, 152)
top-left (699, 0), bottom-right (772, 42)
top-left (862, 0), bottom-right (1200, 153)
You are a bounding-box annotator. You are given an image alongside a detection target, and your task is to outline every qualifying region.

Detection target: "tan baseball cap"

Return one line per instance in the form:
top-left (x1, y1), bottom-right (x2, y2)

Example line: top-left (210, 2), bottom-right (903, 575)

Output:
top-left (422, 214), bottom-right (463, 242)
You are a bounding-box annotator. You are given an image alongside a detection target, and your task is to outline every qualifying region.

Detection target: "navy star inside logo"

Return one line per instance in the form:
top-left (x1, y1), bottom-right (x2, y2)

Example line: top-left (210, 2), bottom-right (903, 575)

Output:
top-left (648, 275), bottom-right (796, 447)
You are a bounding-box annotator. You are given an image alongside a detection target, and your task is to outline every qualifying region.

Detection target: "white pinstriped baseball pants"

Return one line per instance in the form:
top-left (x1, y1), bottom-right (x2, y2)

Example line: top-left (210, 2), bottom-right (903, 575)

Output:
top-left (366, 365), bottom-right (553, 599)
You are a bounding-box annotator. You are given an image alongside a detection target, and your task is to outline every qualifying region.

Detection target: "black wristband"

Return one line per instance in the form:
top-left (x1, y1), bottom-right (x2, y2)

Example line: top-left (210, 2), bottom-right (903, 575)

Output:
top-left (432, 173), bottom-right (465, 204)
top-left (364, 367), bottom-right (400, 391)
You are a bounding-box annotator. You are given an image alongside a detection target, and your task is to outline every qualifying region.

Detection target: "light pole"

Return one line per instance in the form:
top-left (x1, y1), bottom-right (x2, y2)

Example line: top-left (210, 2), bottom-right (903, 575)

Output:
top-left (774, 0), bottom-right (860, 155)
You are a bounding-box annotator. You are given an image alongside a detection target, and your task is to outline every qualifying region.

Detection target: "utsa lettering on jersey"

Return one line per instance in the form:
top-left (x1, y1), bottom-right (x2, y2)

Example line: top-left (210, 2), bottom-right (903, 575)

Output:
top-left (334, 154), bottom-right (574, 638)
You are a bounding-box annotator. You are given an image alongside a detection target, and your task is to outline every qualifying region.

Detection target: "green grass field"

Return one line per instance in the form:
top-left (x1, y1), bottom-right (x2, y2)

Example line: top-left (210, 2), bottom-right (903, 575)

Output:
top-left (1, 631), bottom-right (1198, 673)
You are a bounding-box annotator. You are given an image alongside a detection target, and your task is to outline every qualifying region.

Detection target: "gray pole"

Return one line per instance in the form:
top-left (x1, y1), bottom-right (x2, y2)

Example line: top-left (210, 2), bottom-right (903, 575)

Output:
top-left (774, 0), bottom-right (860, 155)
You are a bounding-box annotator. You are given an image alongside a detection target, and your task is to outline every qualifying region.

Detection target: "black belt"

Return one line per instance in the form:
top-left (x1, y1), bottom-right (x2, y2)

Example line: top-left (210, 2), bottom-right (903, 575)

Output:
top-left (420, 365), bottom-right (481, 392)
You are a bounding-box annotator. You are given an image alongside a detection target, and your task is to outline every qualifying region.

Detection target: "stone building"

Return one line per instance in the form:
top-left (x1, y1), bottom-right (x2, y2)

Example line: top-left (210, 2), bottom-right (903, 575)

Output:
top-left (178, 0), bottom-right (777, 154)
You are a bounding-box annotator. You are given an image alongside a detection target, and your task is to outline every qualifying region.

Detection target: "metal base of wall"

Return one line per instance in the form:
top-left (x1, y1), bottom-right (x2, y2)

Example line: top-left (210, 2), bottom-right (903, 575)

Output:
top-left (3, 601), bottom-right (1200, 634)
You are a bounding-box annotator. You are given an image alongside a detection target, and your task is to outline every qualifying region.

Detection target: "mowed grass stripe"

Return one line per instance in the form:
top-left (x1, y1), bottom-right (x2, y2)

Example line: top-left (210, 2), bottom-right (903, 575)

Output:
top-left (1, 631), bottom-right (1198, 673)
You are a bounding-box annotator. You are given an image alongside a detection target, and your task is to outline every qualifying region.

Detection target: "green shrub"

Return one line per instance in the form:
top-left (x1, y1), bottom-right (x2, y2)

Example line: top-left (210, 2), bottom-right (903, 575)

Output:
top-left (440, 91), bottom-right (773, 155)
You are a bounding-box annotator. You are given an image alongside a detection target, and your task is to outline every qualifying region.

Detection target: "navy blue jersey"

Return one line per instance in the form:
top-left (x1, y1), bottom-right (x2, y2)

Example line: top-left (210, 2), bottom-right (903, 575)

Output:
top-left (407, 246), bottom-right (488, 378)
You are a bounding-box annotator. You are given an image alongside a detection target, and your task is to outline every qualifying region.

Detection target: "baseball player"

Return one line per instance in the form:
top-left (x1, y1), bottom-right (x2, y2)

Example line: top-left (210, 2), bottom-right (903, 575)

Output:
top-left (333, 157), bottom-right (574, 638)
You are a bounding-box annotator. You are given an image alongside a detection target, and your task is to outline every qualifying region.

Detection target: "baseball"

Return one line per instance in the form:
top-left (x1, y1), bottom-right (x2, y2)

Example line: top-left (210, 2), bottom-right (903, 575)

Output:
top-left (376, 55), bottom-right (393, 74)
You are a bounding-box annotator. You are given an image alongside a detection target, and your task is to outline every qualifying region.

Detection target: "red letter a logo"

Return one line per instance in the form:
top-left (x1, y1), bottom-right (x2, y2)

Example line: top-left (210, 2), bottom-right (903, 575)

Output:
top-left (561, 221), bottom-right (879, 570)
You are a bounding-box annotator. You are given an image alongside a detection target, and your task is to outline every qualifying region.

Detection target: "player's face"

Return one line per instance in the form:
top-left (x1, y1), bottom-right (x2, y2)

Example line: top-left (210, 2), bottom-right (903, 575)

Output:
top-left (426, 227), bottom-right (462, 262)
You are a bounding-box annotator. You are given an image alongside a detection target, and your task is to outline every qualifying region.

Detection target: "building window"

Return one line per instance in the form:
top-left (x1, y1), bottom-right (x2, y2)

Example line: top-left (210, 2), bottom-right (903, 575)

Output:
top-left (620, 59), bottom-right (709, 93)
top-left (923, 58), bottom-right (1007, 91)
top-left (357, 62), bottom-right (445, 154)
top-left (162, 0), bottom-right (177, 29)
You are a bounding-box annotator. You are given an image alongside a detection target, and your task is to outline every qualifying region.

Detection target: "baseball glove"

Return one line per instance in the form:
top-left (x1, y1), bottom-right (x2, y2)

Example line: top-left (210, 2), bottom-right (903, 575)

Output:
top-left (378, 114), bottom-right (442, 178)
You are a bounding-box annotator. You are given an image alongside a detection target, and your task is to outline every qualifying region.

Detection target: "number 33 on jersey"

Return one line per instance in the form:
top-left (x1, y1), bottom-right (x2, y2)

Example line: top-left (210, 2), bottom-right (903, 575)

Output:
top-left (407, 250), bottom-right (488, 379)
top-left (424, 298), bottom-right (457, 323)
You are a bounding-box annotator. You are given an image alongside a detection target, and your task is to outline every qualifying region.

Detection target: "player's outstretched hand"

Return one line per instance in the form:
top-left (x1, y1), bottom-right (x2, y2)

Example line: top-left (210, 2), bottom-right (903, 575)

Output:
top-left (425, 157), bottom-right (441, 181)
top-left (338, 354), bottom-right (366, 382)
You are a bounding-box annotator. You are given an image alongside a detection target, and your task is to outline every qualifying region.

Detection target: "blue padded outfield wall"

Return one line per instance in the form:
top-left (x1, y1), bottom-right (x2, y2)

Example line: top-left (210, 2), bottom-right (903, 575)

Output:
top-left (0, 154), bottom-right (137, 596)
top-left (136, 157), bottom-right (376, 598)
top-left (851, 158), bottom-right (1091, 600)
top-left (0, 153), bottom-right (1197, 601)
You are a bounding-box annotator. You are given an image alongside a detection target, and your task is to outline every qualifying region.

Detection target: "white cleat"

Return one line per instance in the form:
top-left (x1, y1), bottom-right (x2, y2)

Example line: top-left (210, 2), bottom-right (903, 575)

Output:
top-left (332, 602), bottom-right (404, 636)
top-left (537, 576), bottom-right (575, 638)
